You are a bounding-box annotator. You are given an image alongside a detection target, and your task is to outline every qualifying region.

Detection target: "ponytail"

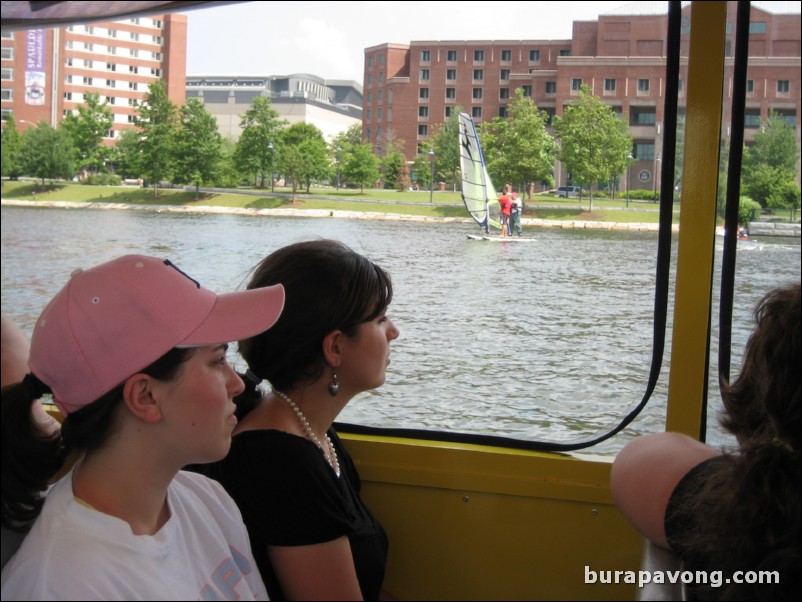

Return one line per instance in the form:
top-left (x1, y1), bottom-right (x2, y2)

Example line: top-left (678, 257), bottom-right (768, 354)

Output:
top-left (1, 375), bottom-right (66, 530)
top-left (233, 370), bottom-right (263, 421)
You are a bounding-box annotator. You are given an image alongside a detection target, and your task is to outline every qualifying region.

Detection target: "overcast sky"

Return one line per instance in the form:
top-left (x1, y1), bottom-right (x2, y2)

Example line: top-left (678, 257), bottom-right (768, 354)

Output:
top-left (185, 1), bottom-right (632, 82)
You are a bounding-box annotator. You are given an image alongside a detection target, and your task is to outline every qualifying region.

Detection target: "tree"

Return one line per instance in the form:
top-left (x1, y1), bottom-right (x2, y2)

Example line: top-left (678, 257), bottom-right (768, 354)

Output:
top-left (60, 92), bottom-right (113, 175)
top-left (742, 113), bottom-right (800, 209)
top-left (173, 98), bottom-right (223, 197)
top-left (429, 108), bottom-right (463, 191)
top-left (234, 97), bottom-right (286, 188)
top-left (18, 121), bottom-right (75, 186)
top-left (280, 122), bottom-right (329, 200)
top-left (481, 90), bottom-right (557, 198)
top-left (343, 143), bottom-right (380, 193)
top-left (381, 151), bottom-right (408, 190)
top-left (329, 124), bottom-right (364, 187)
top-left (553, 84), bottom-right (633, 211)
top-left (1, 115), bottom-right (24, 180)
top-left (136, 80), bottom-right (178, 196)
top-left (112, 128), bottom-right (142, 179)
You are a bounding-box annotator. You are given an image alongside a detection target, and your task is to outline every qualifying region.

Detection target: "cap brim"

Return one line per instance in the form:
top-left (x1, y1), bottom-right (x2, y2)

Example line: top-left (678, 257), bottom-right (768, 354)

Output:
top-left (180, 284), bottom-right (285, 346)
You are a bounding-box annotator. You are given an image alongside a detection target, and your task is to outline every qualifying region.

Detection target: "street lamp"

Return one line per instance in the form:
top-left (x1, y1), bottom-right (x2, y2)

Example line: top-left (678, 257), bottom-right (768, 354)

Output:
top-left (267, 143), bottom-right (275, 192)
top-left (428, 149), bottom-right (435, 203)
top-left (626, 152), bottom-right (633, 208)
top-left (336, 146), bottom-right (342, 190)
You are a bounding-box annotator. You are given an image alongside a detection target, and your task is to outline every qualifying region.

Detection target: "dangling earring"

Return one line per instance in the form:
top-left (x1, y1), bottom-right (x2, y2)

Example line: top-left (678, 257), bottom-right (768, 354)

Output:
top-left (327, 369), bottom-right (340, 397)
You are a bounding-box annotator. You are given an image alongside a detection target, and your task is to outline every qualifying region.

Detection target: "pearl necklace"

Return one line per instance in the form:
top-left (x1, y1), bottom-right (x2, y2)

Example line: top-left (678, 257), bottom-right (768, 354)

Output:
top-left (273, 389), bottom-right (341, 478)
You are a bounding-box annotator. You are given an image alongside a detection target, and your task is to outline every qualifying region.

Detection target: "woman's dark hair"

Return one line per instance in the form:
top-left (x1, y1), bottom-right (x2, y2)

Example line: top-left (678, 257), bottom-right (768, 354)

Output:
top-left (238, 239), bottom-right (393, 396)
top-left (1, 347), bottom-right (195, 530)
top-left (671, 282), bottom-right (800, 601)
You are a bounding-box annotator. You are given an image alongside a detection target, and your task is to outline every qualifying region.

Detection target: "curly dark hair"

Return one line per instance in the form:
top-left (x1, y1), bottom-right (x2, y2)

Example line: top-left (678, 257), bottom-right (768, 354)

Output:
top-left (670, 283), bottom-right (800, 601)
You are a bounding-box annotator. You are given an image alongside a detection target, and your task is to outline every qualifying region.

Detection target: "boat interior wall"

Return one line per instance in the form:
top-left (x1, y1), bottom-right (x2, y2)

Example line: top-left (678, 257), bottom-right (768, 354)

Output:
top-left (342, 435), bottom-right (643, 600)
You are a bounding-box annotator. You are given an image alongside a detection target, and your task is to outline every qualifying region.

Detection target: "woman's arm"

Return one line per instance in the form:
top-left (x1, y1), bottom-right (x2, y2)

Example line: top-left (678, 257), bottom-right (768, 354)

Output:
top-left (610, 432), bottom-right (721, 548)
top-left (269, 536), bottom-right (364, 600)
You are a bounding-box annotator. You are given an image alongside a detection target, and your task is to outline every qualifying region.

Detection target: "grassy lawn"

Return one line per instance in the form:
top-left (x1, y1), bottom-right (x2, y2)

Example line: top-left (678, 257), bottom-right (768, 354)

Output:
top-left (0, 181), bottom-right (691, 225)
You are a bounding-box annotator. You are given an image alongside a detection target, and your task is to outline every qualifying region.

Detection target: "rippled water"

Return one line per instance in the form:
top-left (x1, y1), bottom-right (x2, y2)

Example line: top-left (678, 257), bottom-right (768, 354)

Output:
top-left (2, 205), bottom-right (799, 454)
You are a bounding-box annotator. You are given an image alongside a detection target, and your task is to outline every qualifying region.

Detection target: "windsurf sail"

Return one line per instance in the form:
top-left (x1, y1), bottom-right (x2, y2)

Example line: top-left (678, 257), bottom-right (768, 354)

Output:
top-left (458, 112), bottom-right (501, 234)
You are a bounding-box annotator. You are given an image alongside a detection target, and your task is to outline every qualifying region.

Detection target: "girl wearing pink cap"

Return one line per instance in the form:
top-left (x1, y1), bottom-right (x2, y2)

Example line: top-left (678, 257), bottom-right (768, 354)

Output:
top-left (1, 255), bottom-right (284, 600)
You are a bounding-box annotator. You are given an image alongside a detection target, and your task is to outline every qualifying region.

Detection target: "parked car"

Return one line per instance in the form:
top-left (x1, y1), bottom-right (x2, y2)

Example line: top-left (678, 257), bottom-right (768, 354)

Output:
top-left (554, 186), bottom-right (582, 198)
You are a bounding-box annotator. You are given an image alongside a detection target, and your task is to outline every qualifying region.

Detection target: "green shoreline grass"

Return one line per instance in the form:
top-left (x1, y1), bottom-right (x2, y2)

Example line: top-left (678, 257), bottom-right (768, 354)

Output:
top-left (2, 181), bottom-right (679, 223)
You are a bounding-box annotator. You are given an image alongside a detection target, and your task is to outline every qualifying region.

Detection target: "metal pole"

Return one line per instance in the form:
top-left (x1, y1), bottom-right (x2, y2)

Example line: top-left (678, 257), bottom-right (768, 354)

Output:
top-left (428, 149), bottom-right (435, 203)
top-left (268, 143), bottom-right (274, 192)
top-left (336, 146), bottom-right (341, 190)
top-left (626, 153), bottom-right (633, 207)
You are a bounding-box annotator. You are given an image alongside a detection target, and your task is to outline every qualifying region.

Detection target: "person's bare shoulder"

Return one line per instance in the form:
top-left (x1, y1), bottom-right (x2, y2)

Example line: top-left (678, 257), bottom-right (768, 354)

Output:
top-left (1, 312), bottom-right (31, 387)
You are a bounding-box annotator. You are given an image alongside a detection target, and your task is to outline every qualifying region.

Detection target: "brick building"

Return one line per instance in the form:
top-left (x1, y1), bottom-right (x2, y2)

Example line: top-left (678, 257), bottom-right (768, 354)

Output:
top-left (1, 14), bottom-right (187, 142)
top-left (363, 1), bottom-right (800, 190)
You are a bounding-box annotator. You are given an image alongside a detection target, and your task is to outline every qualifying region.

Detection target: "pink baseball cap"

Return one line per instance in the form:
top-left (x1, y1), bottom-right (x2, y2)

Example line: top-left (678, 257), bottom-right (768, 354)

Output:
top-left (29, 255), bottom-right (285, 415)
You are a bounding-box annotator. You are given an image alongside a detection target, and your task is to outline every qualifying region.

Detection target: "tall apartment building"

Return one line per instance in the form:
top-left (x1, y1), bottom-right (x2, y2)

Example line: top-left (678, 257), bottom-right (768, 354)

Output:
top-left (1, 14), bottom-right (187, 142)
top-left (363, 2), bottom-right (800, 189)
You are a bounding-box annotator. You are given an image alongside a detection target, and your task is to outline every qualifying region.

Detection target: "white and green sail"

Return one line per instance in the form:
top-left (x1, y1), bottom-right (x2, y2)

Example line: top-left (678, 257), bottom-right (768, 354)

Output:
top-left (458, 112), bottom-right (501, 234)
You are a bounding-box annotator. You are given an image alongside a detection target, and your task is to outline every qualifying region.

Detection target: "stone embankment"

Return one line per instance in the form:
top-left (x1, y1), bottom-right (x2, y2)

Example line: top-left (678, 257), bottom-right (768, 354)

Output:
top-left (748, 221), bottom-right (800, 237)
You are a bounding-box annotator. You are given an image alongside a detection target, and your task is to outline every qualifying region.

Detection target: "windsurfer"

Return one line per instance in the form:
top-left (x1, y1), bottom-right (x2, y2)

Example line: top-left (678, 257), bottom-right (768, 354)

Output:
top-left (510, 192), bottom-right (523, 236)
top-left (498, 189), bottom-right (512, 237)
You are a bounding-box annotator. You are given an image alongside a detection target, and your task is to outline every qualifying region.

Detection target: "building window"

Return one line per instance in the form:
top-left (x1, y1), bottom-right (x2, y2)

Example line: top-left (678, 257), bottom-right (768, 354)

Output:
top-left (474, 49), bottom-right (484, 62)
top-left (749, 21), bottom-right (767, 34)
top-left (421, 50), bottom-right (430, 62)
top-left (128, 81), bottom-right (138, 90)
top-left (379, 72), bottom-right (384, 84)
top-left (500, 88), bottom-right (509, 100)
top-left (445, 87), bottom-right (456, 100)
top-left (522, 85), bottom-right (532, 97)
top-left (366, 109), bottom-right (372, 121)
top-left (447, 50), bottom-right (457, 61)
top-left (447, 69), bottom-right (456, 81)
top-left (634, 142), bottom-right (655, 160)
top-left (545, 81), bottom-right (557, 94)
top-left (571, 78), bottom-right (582, 93)
top-left (1, 108), bottom-right (12, 121)
top-left (379, 54), bottom-right (385, 65)
top-left (84, 42), bottom-right (94, 51)
top-left (632, 109), bottom-right (656, 125)
top-left (367, 74), bottom-right (373, 85)
top-left (82, 76), bottom-right (92, 85)
top-left (129, 65), bottom-right (138, 74)
top-left (501, 49), bottom-right (512, 62)
top-left (420, 69), bottom-right (429, 81)
top-left (472, 88), bottom-right (483, 100)
top-left (419, 87), bottom-right (429, 99)
top-left (107, 96), bottom-right (116, 105)
top-left (1, 88), bottom-right (12, 100)
top-left (472, 106), bottom-right (482, 118)
top-left (777, 80), bottom-right (790, 94)
top-left (130, 48), bottom-right (138, 58)
top-left (445, 106), bottom-right (454, 118)
top-left (529, 49), bottom-right (541, 62)
top-left (604, 78), bottom-right (616, 94)
top-left (367, 91), bottom-right (372, 102)
top-left (744, 109), bottom-right (761, 128)
top-left (746, 79), bottom-right (754, 95)
top-left (418, 124), bottom-right (428, 136)
top-left (419, 106), bottom-right (429, 117)
top-left (151, 68), bottom-right (161, 77)
top-left (499, 107), bottom-right (508, 118)
top-left (377, 90), bottom-right (383, 101)
top-left (368, 56), bottom-right (373, 68)
top-left (106, 79), bottom-right (114, 87)
top-left (108, 46), bottom-right (116, 55)
top-left (377, 108), bottom-right (382, 119)
top-left (1, 47), bottom-right (13, 60)
top-left (64, 74), bottom-right (72, 84)
top-left (473, 69), bottom-right (483, 81)
top-left (500, 69), bottom-right (510, 81)
top-left (108, 28), bottom-right (117, 38)
top-left (153, 19), bottom-right (163, 28)
top-left (559, 49), bottom-right (571, 56)
top-left (638, 78), bottom-right (650, 94)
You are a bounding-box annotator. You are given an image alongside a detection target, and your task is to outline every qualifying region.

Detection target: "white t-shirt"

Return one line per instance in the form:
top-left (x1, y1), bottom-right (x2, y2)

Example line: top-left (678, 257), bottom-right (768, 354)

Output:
top-left (1, 469), bottom-right (269, 601)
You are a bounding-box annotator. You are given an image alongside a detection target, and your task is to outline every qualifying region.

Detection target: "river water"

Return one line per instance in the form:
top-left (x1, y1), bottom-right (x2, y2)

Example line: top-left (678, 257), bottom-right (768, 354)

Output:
top-left (2, 205), bottom-right (800, 455)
